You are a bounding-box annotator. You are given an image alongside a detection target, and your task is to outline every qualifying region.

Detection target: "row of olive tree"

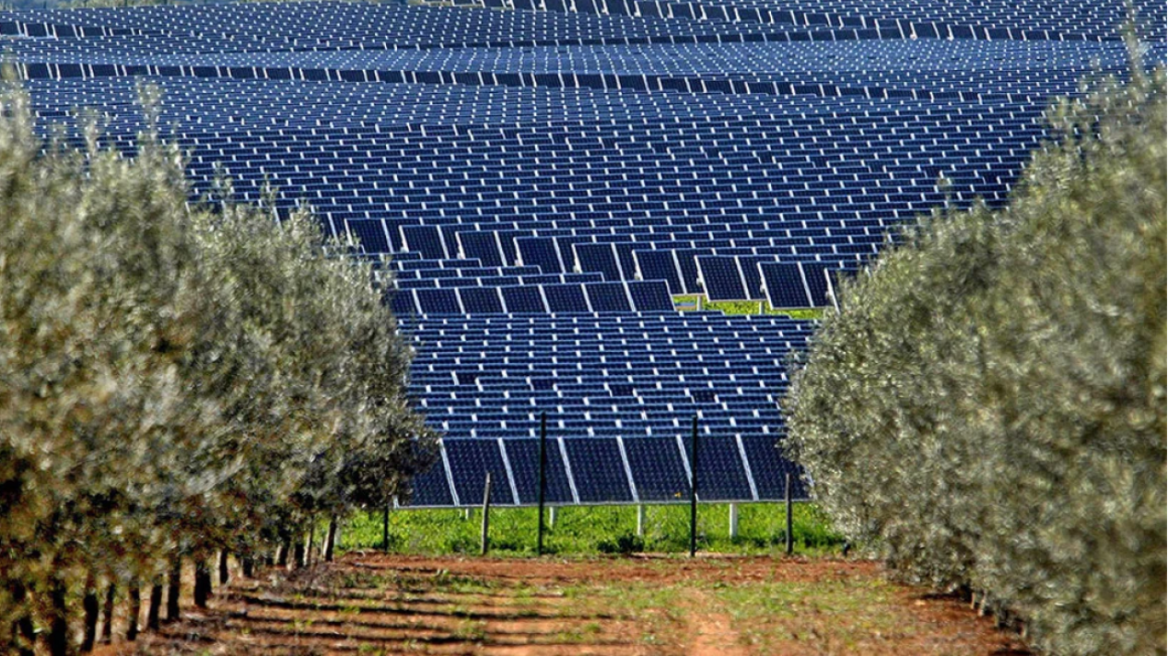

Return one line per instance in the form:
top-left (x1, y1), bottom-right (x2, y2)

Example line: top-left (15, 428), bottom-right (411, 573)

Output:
top-left (0, 84), bottom-right (436, 655)
top-left (784, 57), bottom-right (1165, 656)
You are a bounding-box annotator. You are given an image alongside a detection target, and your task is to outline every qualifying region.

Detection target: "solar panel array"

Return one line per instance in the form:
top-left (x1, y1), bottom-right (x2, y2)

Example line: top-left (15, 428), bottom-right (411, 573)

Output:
top-left (5, 0), bottom-right (1162, 505)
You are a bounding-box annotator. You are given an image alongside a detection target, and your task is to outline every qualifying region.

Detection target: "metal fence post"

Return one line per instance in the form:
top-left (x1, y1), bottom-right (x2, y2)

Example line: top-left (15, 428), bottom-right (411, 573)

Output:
top-left (480, 473), bottom-right (492, 556)
top-left (382, 503), bottom-right (390, 553)
top-left (785, 473), bottom-right (793, 556)
top-left (537, 411), bottom-right (547, 556)
top-left (690, 415), bottom-right (699, 558)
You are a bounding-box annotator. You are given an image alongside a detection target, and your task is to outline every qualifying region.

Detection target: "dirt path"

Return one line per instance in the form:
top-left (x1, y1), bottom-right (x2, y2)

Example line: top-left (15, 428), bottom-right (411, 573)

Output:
top-left (684, 589), bottom-right (748, 656)
top-left (108, 553), bottom-right (1029, 656)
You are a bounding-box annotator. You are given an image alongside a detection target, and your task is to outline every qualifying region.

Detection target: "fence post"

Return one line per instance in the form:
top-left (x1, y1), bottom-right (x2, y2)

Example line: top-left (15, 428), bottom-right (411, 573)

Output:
top-left (785, 473), bottom-right (793, 556)
top-left (382, 503), bottom-right (390, 553)
top-left (728, 503), bottom-right (739, 540)
top-left (537, 411), bottom-right (547, 556)
top-left (690, 415), bottom-right (699, 558)
top-left (480, 472), bottom-right (492, 556)
top-left (636, 504), bottom-right (645, 537)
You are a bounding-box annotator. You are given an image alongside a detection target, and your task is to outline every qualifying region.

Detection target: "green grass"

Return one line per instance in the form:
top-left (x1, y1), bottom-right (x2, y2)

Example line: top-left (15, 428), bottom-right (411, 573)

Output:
top-left (339, 502), bottom-right (843, 557)
top-left (672, 295), bottom-right (826, 320)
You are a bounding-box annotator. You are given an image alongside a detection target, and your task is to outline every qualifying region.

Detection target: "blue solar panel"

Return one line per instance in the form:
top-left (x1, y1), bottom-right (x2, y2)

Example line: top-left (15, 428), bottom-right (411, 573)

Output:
top-left (801, 261), bottom-right (832, 307)
top-left (443, 439), bottom-right (514, 506)
top-left (389, 289), bottom-right (420, 317)
top-left (409, 452), bottom-right (454, 506)
top-left (500, 285), bottom-right (548, 313)
top-left (415, 287), bottom-right (462, 314)
top-left (675, 249), bottom-right (710, 295)
top-left (627, 280), bottom-right (674, 311)
top-left (459, 286), bottom-right (505, 313)
top-left (740, 435), bottom-right (805, 500)
top-left (574, 243), bottom-right (623, 281)
top-left (402, 225), bottom-right (448, 260)
top-left (563, 438), bottom-right (633, 503)
top-left (544, 283), bottom-right (590, 312)
top-left (503, 438), bottom-right (576, 504)
top-left (634, 250), bottom-right (684, 294)
top-left (584, 282), bottom-right (632, 311)
top-left (345, 219), bottom-right (391, 253)
top-left (759, 262), bottom-right (812, 308)
top-left (517, 236), bottom-right (564, 274)
top-left (737, 256), bottom-right (774, 301)
top-left (683, 435), bottom-right (753, 501)
top-left (623, 437), bottom-right (690, 501)
top-left (458, 232), bottom-right (506, 267)
top-left (697, 256), bottom-right (747, 301)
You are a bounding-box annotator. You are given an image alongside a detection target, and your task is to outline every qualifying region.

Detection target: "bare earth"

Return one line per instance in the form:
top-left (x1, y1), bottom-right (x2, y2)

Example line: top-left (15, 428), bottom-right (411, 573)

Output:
top-left (105, 553), bottom-right (1030, 656)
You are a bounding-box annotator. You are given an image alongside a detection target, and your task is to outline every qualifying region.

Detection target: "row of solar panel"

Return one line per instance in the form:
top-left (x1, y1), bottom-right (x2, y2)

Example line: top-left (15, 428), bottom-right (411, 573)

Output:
top-left (499, 0), bottom-right (1159, 42)
top-left (4, 0), bottom-right (1153, 46)
top-left (0, 2), bottom-right (767, 42)
top-left (11, 60), bottom-right (1100, 103)
top-left (409, 435), bottom-right (806, 506)
top-left (403, 310), bottom-right (809, 441)
top-left (389, 279), bottom-right (675, 314)
top-left (20, 79), bottom-right (1041, 276)
top-left (20, 71), bottom-right (1076, 122)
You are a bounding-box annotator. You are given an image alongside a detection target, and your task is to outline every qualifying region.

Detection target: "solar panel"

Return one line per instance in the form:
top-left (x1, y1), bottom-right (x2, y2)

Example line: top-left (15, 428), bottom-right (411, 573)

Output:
top-left (584, 282), bottom-right (632, 311)
top-left (345, 219), bottom-right (391, 253)
top-left (402, 225), bottom-right (448, 259)
top-left (544, 283), bottom-right (590, 312)
top-left (458, 232), bottom-right (507, 267)
top-left (801, 261), bottom-right (832, 307)
top-left (503, 438), bottom-right (576, 504)
top-left (516, 236), bottom-right (564, 274)
top-left (626, 280), bottom-right (674, 311)
top-left (444, 439), bottom-right (515, 506)
top-left (573, 243), bottom-right (623, 281)
top-left (759, 262), bottom-right (812, 308)
top-left (682, 435), bottom-right (754, 501)
top-left (389, 289), bottom-right (420, 317)
top-left (697, 256), bottom-right (748, 301)
top-left (634, 250), bottom-right (684, 294)
top-left (500, 285), bottom-right (548, 313)
top-left (562, 438), bottom-right (634, 503)
top-left (623, 436), bottom-right (690, 501)
top-left (459, 286), bottom-right (505, 313)
top-left (415, 287), bottom-right (463, 313)
top-left (409, 449), bottom-right (455, 506)
top-left (740, 435), bottom-right (805, 500)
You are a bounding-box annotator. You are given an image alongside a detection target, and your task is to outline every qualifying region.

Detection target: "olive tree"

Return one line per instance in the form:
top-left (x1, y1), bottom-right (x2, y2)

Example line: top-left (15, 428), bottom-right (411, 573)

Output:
top-left (785, 58), bottom-right (1165, 656)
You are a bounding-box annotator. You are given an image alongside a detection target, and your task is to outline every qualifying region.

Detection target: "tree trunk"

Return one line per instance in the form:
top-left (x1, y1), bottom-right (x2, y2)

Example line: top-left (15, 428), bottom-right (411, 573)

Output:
top-left (217, 551), bottom-right (230, 586)
top-left (81, 573), bottom-right (99, 652)
top-left (324, 516), bottom-right (339, 562)
top-left (193, 557), bottom-right (211, 608)
top-left (166, 555), bottom-right (182, 621)
top-left (126, 582), bottom-right (141, 641)
top-left (49, 577), bottom-right (69, 656)
top-left (147, 583), bottom-right (162, 631)
top-left (101, 583), bottom-right (116, 643)
top-left (306, 520), bottom-right (316, 568)
top-left (9, 581), bottom-right (36, 656)
top-left (241, 555), bottom-right (254, 579)
top-left (275, 541), bottom-right (289, 568)
top-left (291, 541), bottom-right (306, 571)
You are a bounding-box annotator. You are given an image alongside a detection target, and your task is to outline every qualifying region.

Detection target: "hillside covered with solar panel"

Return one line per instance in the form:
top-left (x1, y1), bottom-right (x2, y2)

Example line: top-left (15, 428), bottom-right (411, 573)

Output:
top-left (5, 0), bottom-right (1162, 507)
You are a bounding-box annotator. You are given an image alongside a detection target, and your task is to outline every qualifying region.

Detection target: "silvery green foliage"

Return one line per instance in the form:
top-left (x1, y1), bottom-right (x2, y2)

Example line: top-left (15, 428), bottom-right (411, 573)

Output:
top-left (785, 62), bottom-right (1165, 656)
top-left (0, 83), bottom-right (433, 646)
